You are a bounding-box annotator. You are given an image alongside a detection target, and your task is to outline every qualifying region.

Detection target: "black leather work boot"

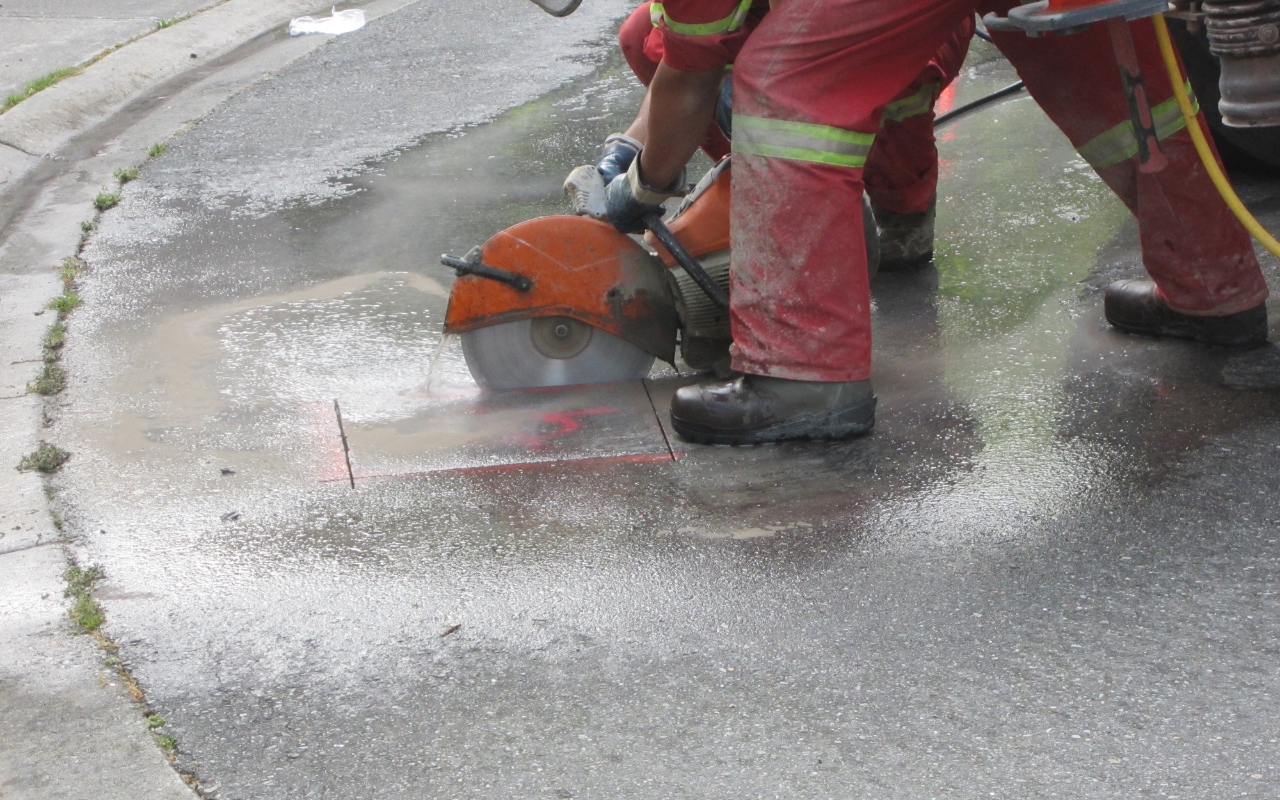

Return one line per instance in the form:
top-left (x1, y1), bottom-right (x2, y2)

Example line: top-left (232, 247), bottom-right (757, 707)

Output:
top-left (670, 375), bottom-right (876, 444)
top-left (1104, 279), bottom-right (1268, 348)
top-left (871, 197), bottom-right (935, 272)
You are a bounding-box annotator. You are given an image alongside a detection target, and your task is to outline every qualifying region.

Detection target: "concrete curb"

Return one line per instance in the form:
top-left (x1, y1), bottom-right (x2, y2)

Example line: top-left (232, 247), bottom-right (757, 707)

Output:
top-left (0, 2), bottom-right (427, 798)
top-left (0, 0), bottom-right (320, 157)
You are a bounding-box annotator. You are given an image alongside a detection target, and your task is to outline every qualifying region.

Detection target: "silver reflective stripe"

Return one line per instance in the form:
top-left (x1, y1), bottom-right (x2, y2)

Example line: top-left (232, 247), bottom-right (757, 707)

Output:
top-left (733, 114), bottom-right (875, 168)
top-left (1077, 84), bottom-right (1200, 170)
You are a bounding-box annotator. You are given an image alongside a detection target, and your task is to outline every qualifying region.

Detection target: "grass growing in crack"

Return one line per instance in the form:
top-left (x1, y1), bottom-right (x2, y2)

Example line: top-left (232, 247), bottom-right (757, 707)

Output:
top-left (43, 321), bottom-right (66, 354)
top-left (47, 293), bottom-right (81, 315)
top-left (113, 167), bottom-right (139, 184)
top-left (3, 67), bottom-right (80, 111)
top-left (64, 565), bottom-right (105, 632)
top-left (155, 17), bottom-right (181, 29)
top-left (94, 192), bottom-right (121, 211)
top-left (70, 593), bottom-right (104, 631)
top-left (59, 257), bottom-right (82, 286)
top-left (80, 219), bottom-right (97, 234)
top-left (147, 714), bottom-right (166, 729)
top-left (148, 143), bottom-right (168, 158)
top-left (28, 363), bottom-right (66, 395)
top-left (65, 565), bottom-right (102, 595)
top-left (19, 442), bottom-right (70, 473)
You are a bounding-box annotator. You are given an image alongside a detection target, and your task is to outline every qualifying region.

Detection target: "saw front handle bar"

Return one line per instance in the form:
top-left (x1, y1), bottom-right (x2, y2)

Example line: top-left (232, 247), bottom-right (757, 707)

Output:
top-left (441, 248), bottom-right (532, 292)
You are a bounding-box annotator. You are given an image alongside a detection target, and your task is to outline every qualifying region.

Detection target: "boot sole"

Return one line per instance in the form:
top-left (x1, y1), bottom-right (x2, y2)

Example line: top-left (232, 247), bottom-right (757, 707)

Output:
top-left (670, 396), bottom-right (876, 445)
top-left (1105, 309), bottom-right (1267, 349)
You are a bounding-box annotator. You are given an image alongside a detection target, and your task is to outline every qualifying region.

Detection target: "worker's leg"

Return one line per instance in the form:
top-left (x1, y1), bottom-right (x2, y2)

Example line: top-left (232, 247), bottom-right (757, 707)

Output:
top-left (864, 16), bottom-right (975, 216)
top-left (619, 1), bottom-right (660, 85)
top-left (728, 0), bottom-right (976, 382)
top-left (864, 16), bottom-right (976, 268)
top-left (986, 10), bottom-right (1268, 320)
top-left (618, 1), bottom-right (731, 161)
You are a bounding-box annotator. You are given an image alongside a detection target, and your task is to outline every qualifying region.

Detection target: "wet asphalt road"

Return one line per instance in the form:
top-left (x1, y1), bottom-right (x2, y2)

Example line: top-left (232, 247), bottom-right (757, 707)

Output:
top-left (54, 5), bottom-right (1280, 798)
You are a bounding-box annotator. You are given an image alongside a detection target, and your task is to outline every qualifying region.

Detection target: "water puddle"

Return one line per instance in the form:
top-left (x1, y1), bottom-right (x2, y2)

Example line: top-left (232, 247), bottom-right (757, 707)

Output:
top-left (64, 36), bottom-right (1280, 546)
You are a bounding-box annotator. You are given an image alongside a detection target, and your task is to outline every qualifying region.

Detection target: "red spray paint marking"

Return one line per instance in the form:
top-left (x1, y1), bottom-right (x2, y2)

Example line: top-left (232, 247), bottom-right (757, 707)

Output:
top-left (519, 406), bottom-right (618, 450)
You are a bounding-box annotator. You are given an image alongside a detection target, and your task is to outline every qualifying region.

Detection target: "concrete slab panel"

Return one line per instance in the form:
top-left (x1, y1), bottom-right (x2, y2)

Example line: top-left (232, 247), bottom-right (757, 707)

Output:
top-left (0, 18), bottom-right (146, 101)
top-left (0, 545), bottom-right (195, 800)
top-left (343, 380), bottom-right (676, 481)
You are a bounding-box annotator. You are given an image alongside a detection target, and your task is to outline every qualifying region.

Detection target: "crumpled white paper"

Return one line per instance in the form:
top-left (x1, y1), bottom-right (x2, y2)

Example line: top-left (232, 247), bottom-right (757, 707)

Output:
top-left (289, 7), bottom-right (366, 36)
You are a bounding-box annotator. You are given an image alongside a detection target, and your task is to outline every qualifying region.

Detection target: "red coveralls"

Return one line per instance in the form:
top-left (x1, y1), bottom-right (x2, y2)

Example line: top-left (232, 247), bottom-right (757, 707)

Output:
top-left (625, 1), bottom-right (974, 216)
top-left (656, 0), bottom-right (1269, 383)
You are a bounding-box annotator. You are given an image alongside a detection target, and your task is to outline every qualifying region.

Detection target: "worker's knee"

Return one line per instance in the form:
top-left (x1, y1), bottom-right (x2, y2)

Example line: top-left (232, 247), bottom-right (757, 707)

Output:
top-left (618, 2), bottom-right (659, 85)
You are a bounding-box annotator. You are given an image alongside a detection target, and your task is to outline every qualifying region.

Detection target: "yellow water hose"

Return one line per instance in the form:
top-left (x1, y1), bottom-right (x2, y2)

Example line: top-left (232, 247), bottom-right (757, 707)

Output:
top-left (1152, 12), bottom-right (1280, 258)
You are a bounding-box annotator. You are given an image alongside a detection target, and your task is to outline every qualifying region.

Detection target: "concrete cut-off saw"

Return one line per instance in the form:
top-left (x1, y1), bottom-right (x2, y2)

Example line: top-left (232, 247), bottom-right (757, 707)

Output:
top-left (440, 157), bottom-right (879, 390)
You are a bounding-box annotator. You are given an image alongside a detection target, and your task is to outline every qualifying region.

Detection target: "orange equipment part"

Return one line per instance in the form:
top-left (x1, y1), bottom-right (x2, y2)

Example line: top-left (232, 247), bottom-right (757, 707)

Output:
top-left (643, 164), bottom-right (731, 267)
top-left (443, 215), bottom-right (679, 363)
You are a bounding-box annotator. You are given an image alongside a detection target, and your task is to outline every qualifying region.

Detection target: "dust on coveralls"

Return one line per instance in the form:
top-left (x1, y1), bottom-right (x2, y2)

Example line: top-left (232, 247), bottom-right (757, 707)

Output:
top-left (657, 0), bottom-right (1269, 383)
top-left (626, 0), bottom-right (974, 215)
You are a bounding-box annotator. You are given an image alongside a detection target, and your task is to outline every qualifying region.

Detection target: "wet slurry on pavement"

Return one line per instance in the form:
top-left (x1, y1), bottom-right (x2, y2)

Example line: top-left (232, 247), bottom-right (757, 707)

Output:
top-left (53, 11), bottom-right (1280, 799)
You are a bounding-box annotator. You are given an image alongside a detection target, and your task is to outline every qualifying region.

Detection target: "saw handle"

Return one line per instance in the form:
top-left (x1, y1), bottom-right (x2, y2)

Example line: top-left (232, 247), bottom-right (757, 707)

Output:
top-left (441, 248), bottom-right (532, 292)
top-left (644, 214), bottom-right (729, 310)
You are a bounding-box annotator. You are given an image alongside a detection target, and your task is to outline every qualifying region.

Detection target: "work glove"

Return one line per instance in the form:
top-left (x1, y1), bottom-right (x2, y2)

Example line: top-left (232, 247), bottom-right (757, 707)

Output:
top-left (563, 133), bottom-right (643, 220)
top-left (603, 156), bottom-right (684, 235)
top-left (596, 133), bottom-right (642, 184)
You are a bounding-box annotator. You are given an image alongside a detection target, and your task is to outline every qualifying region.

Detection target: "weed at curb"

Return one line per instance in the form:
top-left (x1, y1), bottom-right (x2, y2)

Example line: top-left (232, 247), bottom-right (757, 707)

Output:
top-left (155, 17), bottom-right (181, 29)
top-left (30, 259), bottom-right (82, 397)
top-left (114, 167), bottom-right (139, 184)
top-left (19, 442), bottom-right (70, 473)
top-left (47, 293), bottom-right (81, 314)
top-left (3, 67), bottom-right (80, 112)
top-left (64, 564), bottom-right (104, 632)
top-left (59, 257), bottom-right (82, 287)
top-left (148, 143), bottom-right (168, 158)
top-left (70, 592), bottom-right (104, 631)
top-left (80, 219), bottom-right (97, 234)
top-left (94, 192), bottom-right (121, 211)
top-left (43, 321), bottom-right (66, 354)
top-left (28, 363), bottom-right (66, 395)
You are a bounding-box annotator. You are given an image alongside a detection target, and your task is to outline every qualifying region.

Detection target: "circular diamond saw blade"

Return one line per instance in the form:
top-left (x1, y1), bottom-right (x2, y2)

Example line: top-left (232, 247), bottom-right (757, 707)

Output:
top-left (461, 317), bottom-right (655, 390)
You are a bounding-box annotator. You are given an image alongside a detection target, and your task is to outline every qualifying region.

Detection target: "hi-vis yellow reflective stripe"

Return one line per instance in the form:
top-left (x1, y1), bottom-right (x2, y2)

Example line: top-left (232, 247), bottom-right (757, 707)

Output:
top-left (1076, 83), bottom-right (1199, 170)
top-left (650, 0), bottom-right (752, 35)
top-left (733, 115), bottom-right (875, 168)
top-left (882, 84), bottom-right (939, 123)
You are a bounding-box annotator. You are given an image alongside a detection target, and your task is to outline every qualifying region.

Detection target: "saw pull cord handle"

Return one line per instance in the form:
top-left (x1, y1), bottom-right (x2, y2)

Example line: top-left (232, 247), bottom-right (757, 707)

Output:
top-left (1152, 13), bottom-right (1280, 259)
top-left (644, 213), bottom-right (730, 310)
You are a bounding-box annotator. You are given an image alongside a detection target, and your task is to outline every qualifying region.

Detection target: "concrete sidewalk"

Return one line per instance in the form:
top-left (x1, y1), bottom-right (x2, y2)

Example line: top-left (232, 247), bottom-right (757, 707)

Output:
top-left (0, 1), bottom-right (222, 102)
top-left (0, 1), bottom-right (397, 797)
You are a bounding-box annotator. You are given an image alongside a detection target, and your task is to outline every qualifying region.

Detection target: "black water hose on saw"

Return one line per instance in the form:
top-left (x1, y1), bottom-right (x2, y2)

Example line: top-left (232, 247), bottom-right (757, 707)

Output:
top-left (934, 80), bottom-right (1025, 128)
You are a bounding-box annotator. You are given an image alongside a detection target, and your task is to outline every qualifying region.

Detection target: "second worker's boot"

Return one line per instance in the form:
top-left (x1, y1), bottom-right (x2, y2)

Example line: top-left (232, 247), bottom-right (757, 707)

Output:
top-left (1104, 278), bottom-right (1268, 348)
top-left (670, 375), bottom-right (876, 444)
top-left (872, 197), bottom-right (935, 272)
